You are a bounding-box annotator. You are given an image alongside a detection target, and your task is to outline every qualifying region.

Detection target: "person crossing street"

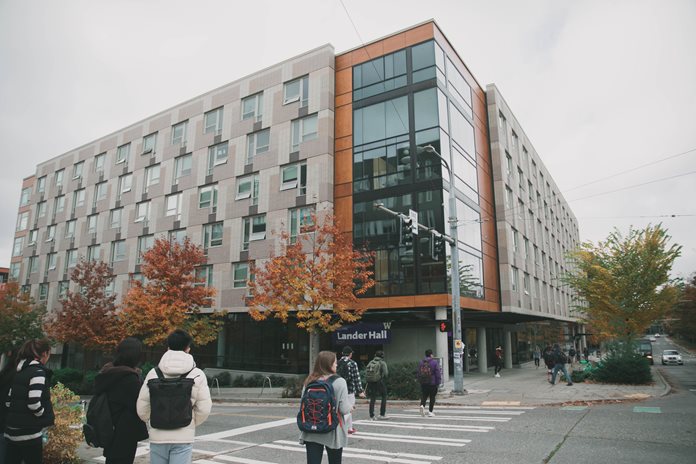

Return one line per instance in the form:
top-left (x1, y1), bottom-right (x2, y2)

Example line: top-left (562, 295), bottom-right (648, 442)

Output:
top-left (336, 346), bottom-right (365, 434)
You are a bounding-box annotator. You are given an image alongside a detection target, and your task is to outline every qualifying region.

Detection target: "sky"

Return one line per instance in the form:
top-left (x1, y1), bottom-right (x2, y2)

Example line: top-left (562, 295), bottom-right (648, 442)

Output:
top-left (1, 0), bottom-right (694, 279)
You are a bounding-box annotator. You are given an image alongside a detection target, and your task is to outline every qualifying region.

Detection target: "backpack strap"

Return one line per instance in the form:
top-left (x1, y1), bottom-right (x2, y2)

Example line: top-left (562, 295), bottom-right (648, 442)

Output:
top-left (155, 367), bottom-right (165, 380)
top-left (180, 368), bottom-right (194, 379)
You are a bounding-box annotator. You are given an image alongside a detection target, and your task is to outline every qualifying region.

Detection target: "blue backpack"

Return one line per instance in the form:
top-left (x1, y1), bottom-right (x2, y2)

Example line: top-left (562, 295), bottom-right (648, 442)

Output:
top-left (297, 375), bottom-right (341, 433)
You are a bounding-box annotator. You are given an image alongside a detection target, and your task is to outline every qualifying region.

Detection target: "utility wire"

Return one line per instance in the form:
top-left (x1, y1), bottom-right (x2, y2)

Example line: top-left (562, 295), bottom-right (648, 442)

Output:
top-left (567, 170), bottom-right (696, 202)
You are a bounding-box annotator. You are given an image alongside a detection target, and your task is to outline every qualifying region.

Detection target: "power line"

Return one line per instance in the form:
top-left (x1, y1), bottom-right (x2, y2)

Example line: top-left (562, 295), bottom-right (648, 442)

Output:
top-left (567, 170), bottom-right (696, 203)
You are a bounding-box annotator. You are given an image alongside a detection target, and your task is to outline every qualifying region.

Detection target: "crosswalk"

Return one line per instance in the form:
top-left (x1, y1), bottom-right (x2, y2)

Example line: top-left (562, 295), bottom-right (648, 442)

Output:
top-left (182, 405), bottom-right (534, 464)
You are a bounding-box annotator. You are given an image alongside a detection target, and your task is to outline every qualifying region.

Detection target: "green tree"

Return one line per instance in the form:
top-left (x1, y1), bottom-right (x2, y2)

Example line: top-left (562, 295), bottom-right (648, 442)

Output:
top-left (666, 273), bottom-right (696, 344)
top-left (565, 224), bottom-right (681, 341)
top-left (0, 281), bottom-right (46, 354)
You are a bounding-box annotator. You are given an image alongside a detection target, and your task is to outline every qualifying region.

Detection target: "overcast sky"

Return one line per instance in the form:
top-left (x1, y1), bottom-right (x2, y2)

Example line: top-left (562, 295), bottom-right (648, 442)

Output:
top-left (1, 0), bottom-right (694, 279)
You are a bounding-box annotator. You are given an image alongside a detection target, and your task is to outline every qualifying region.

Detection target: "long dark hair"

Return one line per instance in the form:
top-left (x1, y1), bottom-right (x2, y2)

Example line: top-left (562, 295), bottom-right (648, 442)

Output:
top-left (113, 337), bottom-right (143, 368)
top-left (17, 339), bottom-right (51, 363)
top-left (304, 351), bottom-right (336, 387)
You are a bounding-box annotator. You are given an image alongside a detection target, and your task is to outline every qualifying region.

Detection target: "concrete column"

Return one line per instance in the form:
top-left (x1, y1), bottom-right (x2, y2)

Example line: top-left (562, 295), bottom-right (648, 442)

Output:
top-left (435, 307), bottom-right (450, 382)
top-left (504, 328), bottom-right (513, 369)
top-left (477, 327), bottom-right (487, 373)
top-left (216, 328), bottom-right (226, 368)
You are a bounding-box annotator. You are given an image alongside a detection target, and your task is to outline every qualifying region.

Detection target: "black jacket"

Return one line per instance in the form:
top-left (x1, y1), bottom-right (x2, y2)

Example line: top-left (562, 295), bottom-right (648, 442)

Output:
top-left (4, 360), bottom-right (54, 437)
top-left (94, 363), bottom-right (148, 456)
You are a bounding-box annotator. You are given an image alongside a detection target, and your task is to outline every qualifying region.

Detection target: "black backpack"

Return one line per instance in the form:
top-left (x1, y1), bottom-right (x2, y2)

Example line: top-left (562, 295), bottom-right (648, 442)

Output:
top-left (83, 391), bottom-right (114, 448)
top-left (336, 358), bottom-right (350, 380)
top-left (417, 360), bottom-right (433, 384)
top-left (554, 350), bottom-right (567, 365)
top-left (297, 375), bottom-right (341, 433)
top-left (147, 367), bottom-right (195, 430)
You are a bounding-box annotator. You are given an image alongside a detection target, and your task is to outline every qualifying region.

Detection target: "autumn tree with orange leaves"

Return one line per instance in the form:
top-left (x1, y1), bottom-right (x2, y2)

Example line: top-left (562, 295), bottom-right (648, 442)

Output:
top-left (0, 281), bottom-right (46, 355)
top-left (247, 213), bottom-right (375, 366)
top-left (45, 258), bottom-right (124, 350)
top-left (120, 237), bottom-right (224, 347)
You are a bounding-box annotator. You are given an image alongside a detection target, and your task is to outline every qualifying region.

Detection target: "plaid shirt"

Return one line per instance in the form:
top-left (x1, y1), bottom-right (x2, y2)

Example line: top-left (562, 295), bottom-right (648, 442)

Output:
top-left (339, 356), bottom-right (363, 394)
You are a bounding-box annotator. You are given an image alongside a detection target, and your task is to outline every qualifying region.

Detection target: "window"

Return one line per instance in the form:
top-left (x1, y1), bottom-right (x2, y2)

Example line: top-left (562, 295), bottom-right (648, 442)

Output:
top-left (58, 281), bottom-right (69, 299)
top-left (289, 207), bottom-right (314, 241)
top-left (283, 75), bottom-right (309, 106)
top-left (55, 169), bottom-right (64, 188)
top-left (174, 154), bottom-right (192, 181)
top-left (53, 195), bottom-right (65, 216)
top-left (233, 262), bottom-right (248, 288)
top-left (165, 193), bottom-right (183, 218)
top-left (505, 153), bottom-right (512, 177)
top-left (504, 187), bottom-right (513, 209)
top-left (29, 256), bottom-right (38, 274)
top-left (512, 228), bottom-right (519, 253)
top-left (203, 222), bottom-right (223, 249)
top-left (65, 249), bottom-right (78, 272)
top-left (65, 219), bottom-right (76, 239)
top-left (37, 201), bottom-right (47, 218)
top-left (353, 50), bottom-right (407, 100)
top-left (10, 262), bottom-right (21, 280)
top-left (293, 116), bottom-right (318, 153)
top-left (87, 244), bottom-right (101, 262)
top-left (116, 143), bottom-right (130, 164)
top-left (36, 176), bottom-right (46, 194)
top-left (246, 129), bottom-right (270, 163)
top-left (524, 237), bottom-right (530, 258)
top-left (20, 187), bottom-right (31, 206)
top-left (73, 161), bottom-right (84, 179)
top-left (511, 131), bottom-right (518, 151)
top-left (242, 215), bottom-right (266, 250)
top-left (523, 272), bottom-right (530, 295)
top-left (242, 92), bottom-right (263, 121)
top-left (46, 225), bottom-right (56, 242)
top-left (137, 235), bottom-right (154, 263)
top-left (28, 229), bottom-right (38, 245)
top-left (12, 237), bottom-right (23, 257)
top-left (38, 283), bottom-right (48, 302)
top-left (511, 267), bottom-right (518, 292)
top-left (169, 229), bottom-right (186, 244)
top-left (204, 107), bottom-right (223, 134)
top-left (87, 214), bottom-right (98, 234)
top-left (94, 153), bottom-right (106, 172)
top-left (135, 201), bottom-right (150, 223)
top-left (110, 208), bottom-right (122, 229)
top-left (280, 162), bottom-right (307, 195)
top-left (16, 211), bottom-right (29, 231)
top-left (142, 132), bottom-right (157, 154)
top-left (72, 188), bottom-right (85, 211)
top-left (111, 240), bottom-right (126, 263)
top-left (198, 184), bottom-right (218, 210)
top-left (235, 174), bottom-right (259, 202)
top-left (208, 142), bottom-right (228, 173)
top-left (145, 165), bottom-right (160, 191)
top-left (94, 182), bottom-right (107, 205)
top-left (118, 174), bottom-right (133, 195)
top-left (171, 120), bottom-right (188, 146)
top-left (46, 252), bottom-right (57, 271)
top-left (195, 265), bottom-right (213, 288)
top-left (498, 112), bottom-right (508, 145)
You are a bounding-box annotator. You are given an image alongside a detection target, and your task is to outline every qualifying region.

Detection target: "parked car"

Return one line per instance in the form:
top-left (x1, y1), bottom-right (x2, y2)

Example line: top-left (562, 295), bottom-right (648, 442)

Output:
top-left (649, 336), bottom-right (657, 342)
top-left (654, 333), bottom-right (661, 338)
top-left (661, 350), bottom-right (683, 365)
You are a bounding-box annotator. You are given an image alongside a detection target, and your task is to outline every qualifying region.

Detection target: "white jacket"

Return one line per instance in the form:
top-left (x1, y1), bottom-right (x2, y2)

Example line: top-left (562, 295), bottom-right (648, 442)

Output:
top-left (136, 350), bottom-right (212, 444)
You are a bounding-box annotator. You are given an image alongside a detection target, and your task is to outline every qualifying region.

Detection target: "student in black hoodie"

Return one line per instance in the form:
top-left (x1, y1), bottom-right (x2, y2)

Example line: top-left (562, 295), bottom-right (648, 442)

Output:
top-left (94, 337), bottom-right (148, 464)
top-left (4, 338), bottom-right (54, 464)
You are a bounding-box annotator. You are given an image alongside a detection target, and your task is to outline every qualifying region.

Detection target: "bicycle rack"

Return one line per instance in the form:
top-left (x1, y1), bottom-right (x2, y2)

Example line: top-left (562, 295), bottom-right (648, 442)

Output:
top-left (259, 376), bottom-right (272, 397)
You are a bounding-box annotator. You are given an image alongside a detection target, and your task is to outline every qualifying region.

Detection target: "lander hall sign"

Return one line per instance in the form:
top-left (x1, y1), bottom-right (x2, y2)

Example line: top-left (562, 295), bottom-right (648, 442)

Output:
top-left (333, 322), bottom-right (392, 345)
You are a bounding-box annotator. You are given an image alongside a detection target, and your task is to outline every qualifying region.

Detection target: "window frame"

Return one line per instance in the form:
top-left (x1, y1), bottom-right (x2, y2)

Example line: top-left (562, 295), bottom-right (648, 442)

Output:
top-left (135, 201), bottom-right (150, 223)
top-left (290, 114), bottom-right (318, 152)
top-left (280, 162), bottom-right (307, 195)
top-left (145, 164), bottom-right (160, 190)
top-left (283, 75), bottom-right (309, 106)
top-left (235, 174), bottom-right (259, 201)
top-left (203, 222), bottom-right (224, 249)
top-left (241, 92), bottom-right (264, 121)
top-left (142, 132), bottom-right (157, 154)
top-left (204, 107), bottom-right (224, 135)
top-left (198, 184), bottom-right (218, 210)
top-left (174, 154), bottom-right (193, 181)
top-left (16, 211), bottom-right (29, 231)
top-left (165, 192), bottom-right (183, 218)
top-left (20, 187), bottom-right (31, 206)
top-left (116, 143), bottom-right (130, 164)
top-left (73, 161), bottom-right (84, 179)
top-left (233, 262), bottom-right (248, 288)
top-left (94, 153), bottom-right (106, 172)
top-left (171, 120), bottom-right (188, 146)
top-left (246, 129), bottom-right (270, 163)
top-left (111, 240), bottom-right (127, 264)
top-left (208, 142), bottom-right (229, 173)
top-left (65, 219), bottom-right (76, 239)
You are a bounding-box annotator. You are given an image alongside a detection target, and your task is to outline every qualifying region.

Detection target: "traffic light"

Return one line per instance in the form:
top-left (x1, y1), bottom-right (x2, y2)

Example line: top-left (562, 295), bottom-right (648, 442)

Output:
top-left (439, 321), bottom-right (449, 333)
top-left (400, 216), bottom-right (414, 250)
top-left (431, 234), bottom-right (447, 260)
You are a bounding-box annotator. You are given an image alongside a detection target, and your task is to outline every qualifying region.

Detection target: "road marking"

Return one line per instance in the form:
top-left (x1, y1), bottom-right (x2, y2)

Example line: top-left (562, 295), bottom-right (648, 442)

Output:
top-left (195, 418), bottom-right (295, 440)
top-left (261, 442), bottom-right (434, 464)
top-left (404, 408), bottom-right (526, 415)
top-left (349, 434), bottom-right (466, 447)
top-left (274, 440), bottom-right (441, 460)
top-left (481, 401), bottom-right (521, 406)
top-left (435, 405), bottom-right (535, 410)
top-left (633, 406), bottom-right (661, 414)
top-left (354, 420), bottom-right (493, 432)
top-left (386, 413), bottom-right (510, 422)
top-left (354, 431), bottom-right (470, 444)
top-left (198, 457), bottom-right (276, 464)
top-left (561, 406), bottom-right (588, 411)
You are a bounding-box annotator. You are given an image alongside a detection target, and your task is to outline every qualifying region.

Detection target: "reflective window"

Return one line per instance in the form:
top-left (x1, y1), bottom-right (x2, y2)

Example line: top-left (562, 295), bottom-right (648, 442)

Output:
top-left (283, 75), bottom-right (309, 107)
top-left (137, 235), bottom-right (154, 263)
top-left (204, 107), bottom-right (223, 135)
top-left (116, 144), bottom-right (130, 164)
top-left (242, 92), bottom-right (263, 121)
top-left (281, 162), bottom-right (307, 195)
top-left (142, 132), bottom-right (157, 154)
top-left (233, 262), bottom-right (248, 288)
top-left (165, 193), bottom-right (183, 217)
top-left (174, 154), bottom-right (192, 180)
top-left (247, 129), bottom-right (270, 163)
top-left (171, 120), bottom-right (188, 146)
top-left (208, 142), bottom-right (228, 173)
top-left (290, 115), bottom-right (317, 152)
top-left (353, 96), bottom-right (408, 146)
top-left (203, 222), bottom-right (224, 249)
top-left (111, 240), bottom-right (126, 263)
top-left (199, 184), bottom-right (218, 210)
top-left (353, 50), bottom-right (407, 100)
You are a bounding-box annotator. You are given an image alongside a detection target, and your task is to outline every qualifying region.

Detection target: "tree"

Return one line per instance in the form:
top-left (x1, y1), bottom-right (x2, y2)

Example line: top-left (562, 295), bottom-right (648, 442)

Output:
top-left (666, 273), bottom-right (696, 344)
top-left (45, 259), bottom-right (124, 351)
top-left (0, 281), bottom-right (46, 354)
top-left (565, 224), bottom-right (681, 341)
top-left (247, 213), bottom-right (375, 367)
top-left (120, 237), bottom-right (224, 347)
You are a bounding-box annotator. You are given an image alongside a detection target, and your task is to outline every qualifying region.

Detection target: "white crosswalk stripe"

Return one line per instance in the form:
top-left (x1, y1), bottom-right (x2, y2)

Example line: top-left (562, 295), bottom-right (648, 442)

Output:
top-left (354, 419), bottom-right (493, 432)
top-left (261, 441), bottom-right (435, 464)
top-left (385, 413), bottom-right (511, 422)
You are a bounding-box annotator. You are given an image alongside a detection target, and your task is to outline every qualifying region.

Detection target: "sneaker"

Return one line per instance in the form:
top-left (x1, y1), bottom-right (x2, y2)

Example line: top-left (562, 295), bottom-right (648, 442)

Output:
top-left (566, 383), bottom-right (573, 386)
top-left (494, 373), bottom-right (500, 378)
top-left (427, 411), bottom-right (435, 417)
top-left (420, 405), bottom-right (425, 416)
top-left (348, 428), bottom-right (357, 434)
top-left (370, 416), bottom-right (377, 421)
top-left (378, 415), bottom-right (388, 420)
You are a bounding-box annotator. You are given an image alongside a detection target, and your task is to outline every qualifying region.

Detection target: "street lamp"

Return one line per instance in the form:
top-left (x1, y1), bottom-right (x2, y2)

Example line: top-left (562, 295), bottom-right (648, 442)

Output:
top-left (421, 144), bottom-right (466, 395)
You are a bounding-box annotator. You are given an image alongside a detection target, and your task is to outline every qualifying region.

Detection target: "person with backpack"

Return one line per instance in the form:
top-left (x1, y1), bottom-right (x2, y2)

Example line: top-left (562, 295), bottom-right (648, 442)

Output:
top-left (364, 351), bottom-right (388, 420)
top-left (336, 346), bottom-right (364, 434)
top-left (299, 350), bottom-right (351, 464)
top-left (533, 346), bottom-right (541, 368)
top-left (137, 329), bottom-right (212, 464)
top-left (550, 343), bottom-right (573, 386)
top-left (92, 337), bottom-right (148, 464)
top-left (493, 346), bottom-right (503, 378)
top-left (542, 345), bottom-right (554, 382)
top-left (417, 349), bottom-right (441, 417)
top-left (3, 338), bottom-right (54, 464)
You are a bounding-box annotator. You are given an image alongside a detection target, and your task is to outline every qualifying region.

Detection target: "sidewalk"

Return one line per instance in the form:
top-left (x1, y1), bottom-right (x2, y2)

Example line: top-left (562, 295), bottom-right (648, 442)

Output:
top-left (208, 362), bottom-right (670, 407)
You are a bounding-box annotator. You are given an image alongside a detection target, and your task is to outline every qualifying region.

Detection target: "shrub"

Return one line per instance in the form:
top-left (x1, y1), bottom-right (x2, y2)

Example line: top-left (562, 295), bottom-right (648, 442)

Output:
top-left (231, 375), bottom-right (247, 387)
top-left (212, 371), bottom-right (232, 387)
top-left (282, 375), bottom-right (305, 398)
top-left (244, 373), bottom-right (266, 387)
top-left (268, 374), bottom-right (287, 387)
top-left (44, 383), bottom-right (82, 464)
top-left (51, 368), bottom-right (83, 394)
top-left (592, 343), bottom-right (652, 385)
top-left (141, 361), bottom-right (155, 379)
top-left (382, 362), bottom-right (420, 400)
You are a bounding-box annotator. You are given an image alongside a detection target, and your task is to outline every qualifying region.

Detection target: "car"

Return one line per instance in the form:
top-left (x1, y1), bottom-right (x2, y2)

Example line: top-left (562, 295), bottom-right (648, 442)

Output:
top-left (655, 333), bottom-right (661, 338)
top-left (661, 350), bottom-right (683, 365)
top-left (649, 337), bottom-right (657, 342)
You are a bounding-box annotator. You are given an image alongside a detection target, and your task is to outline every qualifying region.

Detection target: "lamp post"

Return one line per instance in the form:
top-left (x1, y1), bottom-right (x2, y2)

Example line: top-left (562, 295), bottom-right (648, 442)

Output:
top-left (422, 145), bottom-right (466, 395)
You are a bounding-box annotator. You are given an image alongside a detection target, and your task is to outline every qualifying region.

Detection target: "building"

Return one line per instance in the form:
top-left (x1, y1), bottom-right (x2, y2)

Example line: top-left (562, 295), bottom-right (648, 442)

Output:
top-left (9, 21), bottom-right (581, 377)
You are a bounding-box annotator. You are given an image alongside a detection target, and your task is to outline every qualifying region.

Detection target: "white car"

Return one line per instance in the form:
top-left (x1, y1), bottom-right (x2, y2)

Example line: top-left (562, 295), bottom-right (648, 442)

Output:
top-left (649, 337), bottom-right (657, 342)
top-left (661, 350), bottom-right (683, 365)
top-left (655, 333), bottom-right (661, 338)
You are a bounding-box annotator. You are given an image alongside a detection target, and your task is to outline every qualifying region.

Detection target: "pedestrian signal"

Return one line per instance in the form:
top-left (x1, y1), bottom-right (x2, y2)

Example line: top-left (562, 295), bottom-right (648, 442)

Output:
top-left (439, 321), bottom-right (449, 332)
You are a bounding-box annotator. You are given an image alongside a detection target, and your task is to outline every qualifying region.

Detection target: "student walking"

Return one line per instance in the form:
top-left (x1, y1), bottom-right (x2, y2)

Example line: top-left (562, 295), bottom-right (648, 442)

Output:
top-left (0, 350), bottom-right (17, 463)
top-left (364, 351), bottom-right (388, 420)
top-left (137, 329), bottom-right (212, 464)
top-left (3, 339), bottom-right (54, 464)
top-left (300, 351), bottom-right (351, 464)
top-left (533, 346), bottom-right (541, 368)
top-left (542, 345), bottom-right (555, 382)
top-left (550, 343), bottom-right (573, 386)
top-left (94, 337), bottom-right (148, 464)
top-left (417, 350), bottom-right (441, 417)
top-left (336, 346), bottom-right (365, 434)
top-left (493, 346), bottom-right (503, 377)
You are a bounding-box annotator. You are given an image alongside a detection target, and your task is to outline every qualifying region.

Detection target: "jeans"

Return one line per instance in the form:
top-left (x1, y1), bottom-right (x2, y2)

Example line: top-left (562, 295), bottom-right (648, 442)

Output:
top-left (420, 384), bottom-right (438, 412)
top-left (551, 363), bottom-right (573, 385)
top-left (5, 438), bottom-right (43, 464)
top-left (305, 441), bottom-right (343, 464)
top-left (494, 362), bottom-right (502, 375)
top-left (344, 392), bottom-right (356, 429)
top-left (367, 380), bottom-right (387, 417)
top-left (150, 443), bottom-right (193, 464)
